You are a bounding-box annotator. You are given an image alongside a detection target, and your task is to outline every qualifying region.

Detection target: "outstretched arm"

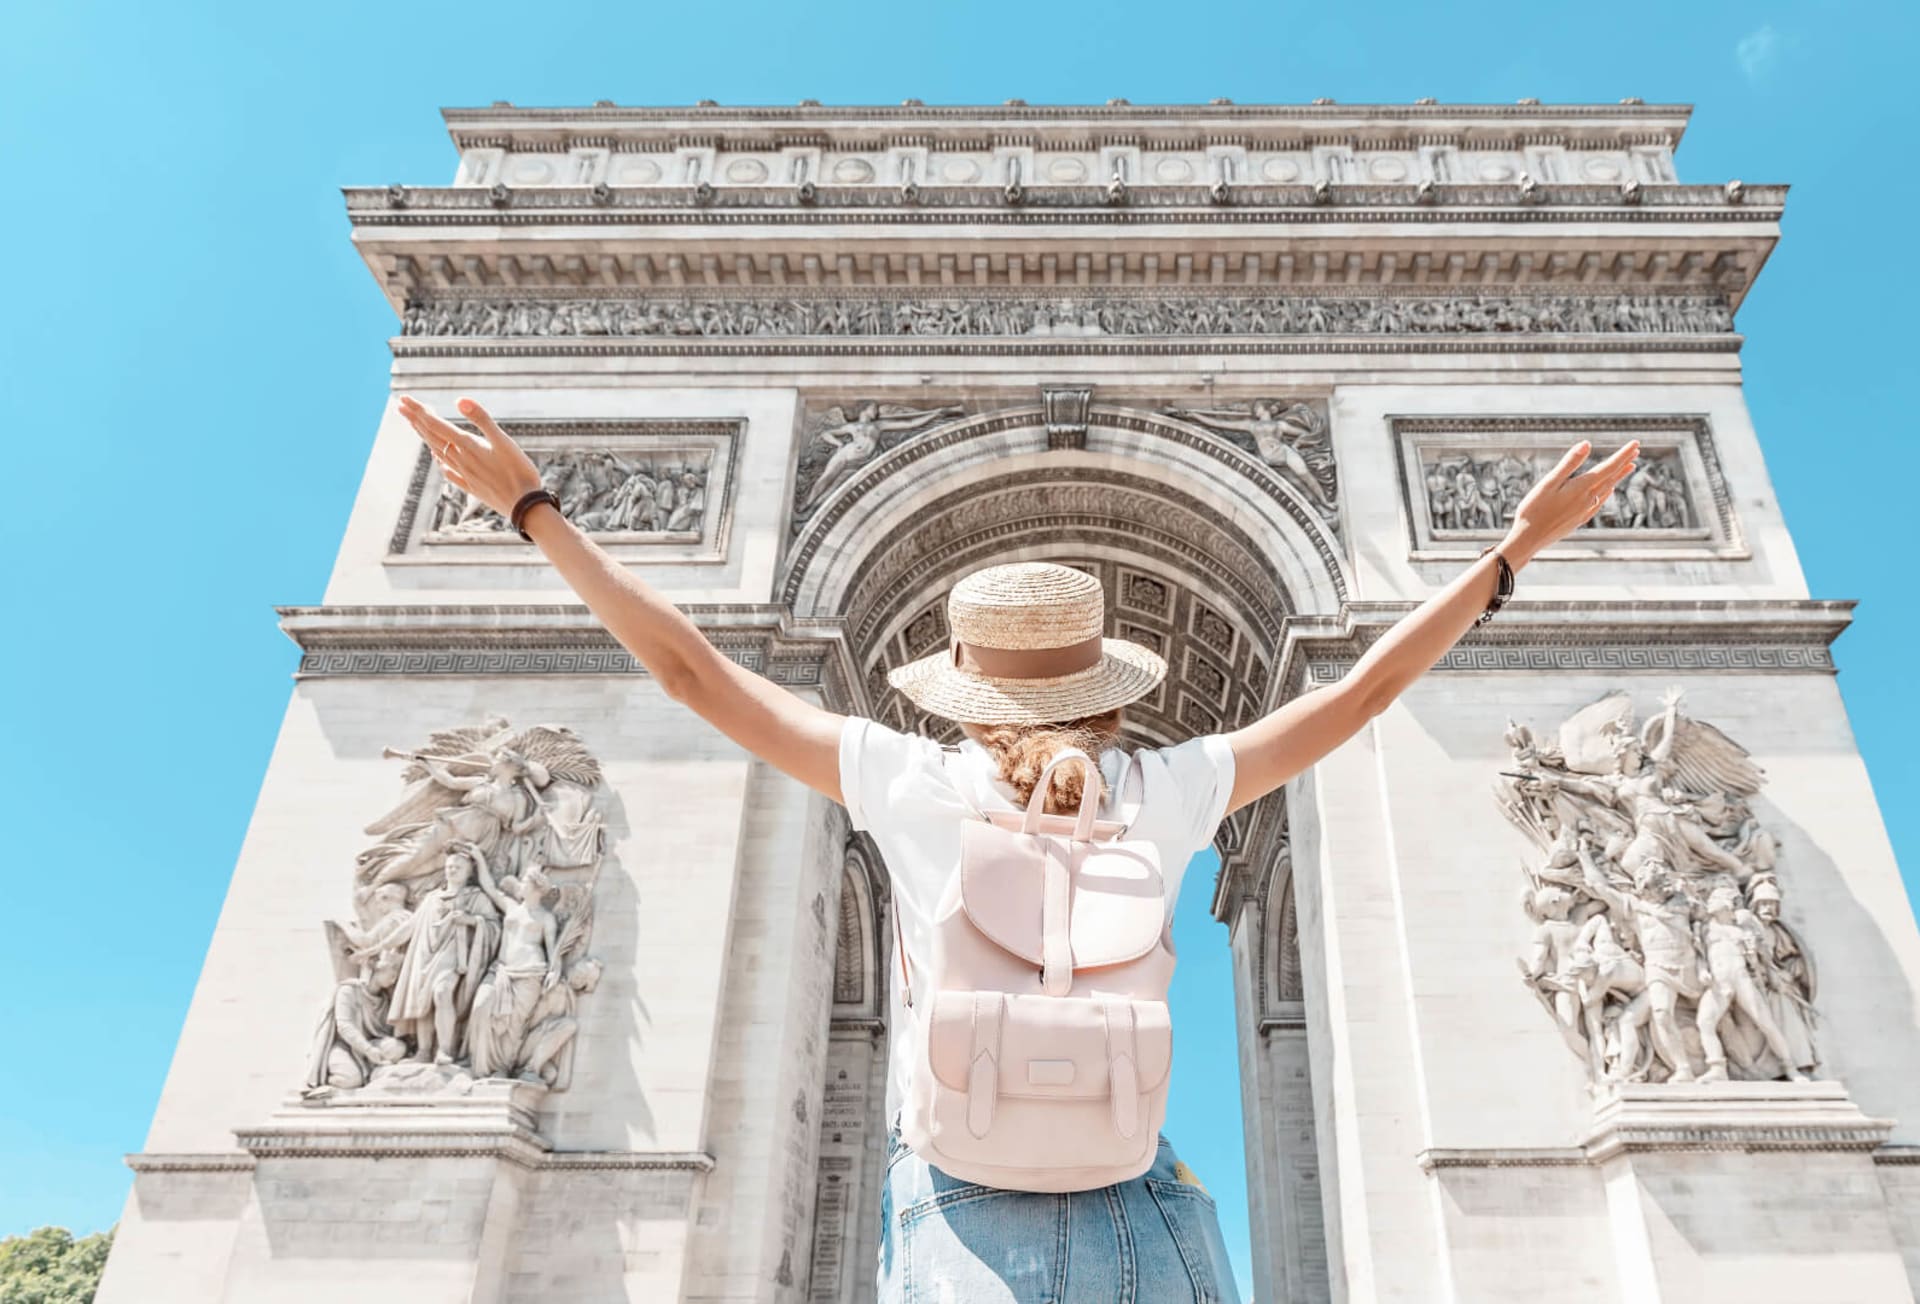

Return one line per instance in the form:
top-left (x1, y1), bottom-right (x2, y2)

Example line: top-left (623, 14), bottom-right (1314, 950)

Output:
top-left (397, 396), bottom-right (846, 807)
top-left (1646, 686), bottom-right (1684, 766)
top-left (1219, 439), bottom-right (1639, 818)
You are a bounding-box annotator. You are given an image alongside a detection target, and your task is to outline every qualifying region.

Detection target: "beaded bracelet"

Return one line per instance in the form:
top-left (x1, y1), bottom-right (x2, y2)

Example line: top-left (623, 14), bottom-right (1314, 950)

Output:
top-left (1475, 543), bottom-right (1515, 626)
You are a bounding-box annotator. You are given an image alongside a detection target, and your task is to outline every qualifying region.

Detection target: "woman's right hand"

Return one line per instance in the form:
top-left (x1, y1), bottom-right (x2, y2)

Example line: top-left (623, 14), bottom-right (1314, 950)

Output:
top-left (397, 395), bottom-right (546, 521)
top-left (1500, 439), bottom-right (1640, 567)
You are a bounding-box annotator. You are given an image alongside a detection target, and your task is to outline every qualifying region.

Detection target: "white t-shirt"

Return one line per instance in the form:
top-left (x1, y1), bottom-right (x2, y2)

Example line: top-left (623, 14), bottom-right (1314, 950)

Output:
top-left (836, 714), bottom-right (1238, 1126)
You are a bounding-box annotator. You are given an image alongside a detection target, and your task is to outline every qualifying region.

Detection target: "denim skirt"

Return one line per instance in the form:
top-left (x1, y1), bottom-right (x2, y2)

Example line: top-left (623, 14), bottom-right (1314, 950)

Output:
top-left (877, 1120), bottom-right (1242, 1304)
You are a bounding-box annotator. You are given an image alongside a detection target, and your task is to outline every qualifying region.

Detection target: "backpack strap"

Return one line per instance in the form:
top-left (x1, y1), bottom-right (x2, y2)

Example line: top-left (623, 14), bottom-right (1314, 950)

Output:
top-left (892, 896), bottom-right (912, 1010)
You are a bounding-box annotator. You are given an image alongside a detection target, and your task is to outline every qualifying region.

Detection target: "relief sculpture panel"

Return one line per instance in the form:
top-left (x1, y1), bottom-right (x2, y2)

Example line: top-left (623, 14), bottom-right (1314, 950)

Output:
top-left (303, 717), bottom-right (608, 1099)
top-left (1497, 688), bottom-right (1819, 1086)
top-left (1393, 416), bottom-right (1744, 560)
top-left (390, 419), bottom-right (740, 561)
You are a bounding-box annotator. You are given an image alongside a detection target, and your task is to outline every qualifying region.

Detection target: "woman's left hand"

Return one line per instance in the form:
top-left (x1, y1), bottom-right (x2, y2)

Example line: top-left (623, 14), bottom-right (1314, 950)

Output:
top-left (396, 395), bottom-right (545, 520)
top-left (1501, 438), bottom-right (1641, 567)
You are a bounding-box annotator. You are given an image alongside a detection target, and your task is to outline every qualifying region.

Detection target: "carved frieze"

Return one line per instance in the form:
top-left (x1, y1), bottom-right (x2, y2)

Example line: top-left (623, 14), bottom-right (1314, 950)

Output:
top-left (390, 418), bottom-right (740, 561)
top-left (1498, 688), bottom-right (1819, 1086)
top-left (303, 718), bottom-right (608, 1100)
top-left (790, 401), bottom-right (966, 529)
top-left (1392, 415), bottom-right (1743, 559)
top-left (1164, 399), bottom-right (1337, 530)
top-left (399, 293), bottom-right (1734, 340)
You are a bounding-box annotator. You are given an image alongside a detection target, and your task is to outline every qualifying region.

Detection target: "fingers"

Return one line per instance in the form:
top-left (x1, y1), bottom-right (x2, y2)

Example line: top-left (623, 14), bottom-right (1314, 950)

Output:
top-left (395, 395), bottom-right (481, 495)
top-left (456, 396), bottom-right (509, 445)
top-left (1545, 440), bottom-right (1593, 485)
top-left (1571, 439), bottom-right (1642, 494)
top-left (397, 394), bottom-right (481, 458)
top-left (1591, 439), bottom-right (1641, 479)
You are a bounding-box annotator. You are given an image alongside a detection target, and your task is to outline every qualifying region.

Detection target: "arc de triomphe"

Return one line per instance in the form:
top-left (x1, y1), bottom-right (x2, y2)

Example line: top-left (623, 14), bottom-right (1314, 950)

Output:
top-left (99, 100), bottom-right (1920, 1303)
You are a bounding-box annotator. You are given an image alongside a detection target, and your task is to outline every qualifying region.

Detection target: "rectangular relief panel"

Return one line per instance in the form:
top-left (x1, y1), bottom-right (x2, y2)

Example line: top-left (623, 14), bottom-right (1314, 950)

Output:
top-left (1391, 414), bottom-right (1745, 561)
top-left (388, 418), bottom-right (742, 564)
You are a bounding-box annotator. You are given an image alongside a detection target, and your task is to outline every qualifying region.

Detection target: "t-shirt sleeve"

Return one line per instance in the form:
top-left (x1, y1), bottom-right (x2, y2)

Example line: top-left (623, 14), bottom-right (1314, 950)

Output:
top-left (1149, 732), bottom-right (1238, 859)
top-left (838, 714), bottom-right (946, 833)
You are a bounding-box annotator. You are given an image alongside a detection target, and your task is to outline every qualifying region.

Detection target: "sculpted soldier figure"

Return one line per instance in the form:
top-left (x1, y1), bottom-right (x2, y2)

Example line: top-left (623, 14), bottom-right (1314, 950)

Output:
top-left (1581, 847), bottom-right (1706, 1082)
top-left (1518, 886), bottom-right (1586, 1052)
top-left (1567, 911), bottom-right (1645, 1077)
top-left (303, 884), bottom-right (415, 1092)
top-left (1747, 877), bottom-right (1820, 1077)
top-left (1696, 886), bottom-right (1807, 1082)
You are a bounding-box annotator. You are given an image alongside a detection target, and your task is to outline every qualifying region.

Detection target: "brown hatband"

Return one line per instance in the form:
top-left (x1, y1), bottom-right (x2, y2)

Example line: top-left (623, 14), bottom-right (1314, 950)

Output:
top-left (949, 633), bottom-right (1104, 680)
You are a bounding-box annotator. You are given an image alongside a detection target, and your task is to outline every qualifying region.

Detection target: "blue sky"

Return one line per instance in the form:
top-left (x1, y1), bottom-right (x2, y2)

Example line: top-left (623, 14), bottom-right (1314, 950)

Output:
top-left (3, 1), bottom-right (1915, 1296)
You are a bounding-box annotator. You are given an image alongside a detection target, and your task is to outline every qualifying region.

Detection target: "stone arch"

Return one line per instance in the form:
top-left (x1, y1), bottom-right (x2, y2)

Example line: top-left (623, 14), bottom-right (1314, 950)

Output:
top-left (792, 399), bottom-right (1340, 1298)
top-left (783, 402), bottom-right (1348, 623)
top-left (832, 837), bottom-right (887, 1020)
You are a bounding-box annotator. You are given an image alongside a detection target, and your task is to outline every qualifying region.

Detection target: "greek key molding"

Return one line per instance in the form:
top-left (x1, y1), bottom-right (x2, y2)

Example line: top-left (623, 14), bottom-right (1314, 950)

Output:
top-left (1306, 643), bottom-right (1832, 681)
top-left (232, 1128), bottom-right (716, 1171)
top-left (1282, 600), bottom-right (1854, 690)
top-left (291, 644), bottom-right (828, 686)
top-left (276, 605), bottom-right (859, 707)
top-left (125, 1152), bottom-right (258, 1174)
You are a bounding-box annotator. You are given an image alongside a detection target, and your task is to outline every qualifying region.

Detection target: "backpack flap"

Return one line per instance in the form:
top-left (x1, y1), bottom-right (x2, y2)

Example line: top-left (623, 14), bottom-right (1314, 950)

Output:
top-left (958, 823), bottom-right (1166, 971)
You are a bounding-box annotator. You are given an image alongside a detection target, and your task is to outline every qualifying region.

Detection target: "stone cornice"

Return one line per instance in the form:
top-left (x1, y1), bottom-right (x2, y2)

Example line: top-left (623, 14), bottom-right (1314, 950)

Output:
top-left (440, 100), bottom-right (1693, 151)
top-left (349, 192), bottom-right (1778, 310)
top-left (277, 600), bottom-right (1853, 705)
top-left (1279, 599), bottom-right (1856, 689)
top-left (350, 181), bottom-right (1780, 221)
top-left (1420, 1082), bottom-right (1895, 1170)
top-left (125, 1152), bottom-right (258, 1174)
top-left (275, 603), bottom-right (867, 710)
top-left (227, 1132), bottom-right (718, 1171)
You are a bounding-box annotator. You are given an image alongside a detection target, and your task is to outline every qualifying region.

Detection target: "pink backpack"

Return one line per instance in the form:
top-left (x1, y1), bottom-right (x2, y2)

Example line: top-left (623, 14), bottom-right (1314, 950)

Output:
top-left (895, 745), bottom-right (1175, 1192)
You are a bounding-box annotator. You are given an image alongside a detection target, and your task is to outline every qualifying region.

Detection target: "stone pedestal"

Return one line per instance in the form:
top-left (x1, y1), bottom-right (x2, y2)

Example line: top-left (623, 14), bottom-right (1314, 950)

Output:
top-left (1584, 1083), bottom-right (1906, 1304)
top-left (219, 1085), bottom-right (551, 1304)
top-left (1423, 1084), bottom-right (1910, 1302)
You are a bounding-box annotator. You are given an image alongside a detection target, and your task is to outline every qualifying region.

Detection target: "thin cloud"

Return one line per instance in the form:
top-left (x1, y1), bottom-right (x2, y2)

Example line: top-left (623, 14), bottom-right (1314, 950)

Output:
top-left (1736, 24), bottom-right (1787, 82)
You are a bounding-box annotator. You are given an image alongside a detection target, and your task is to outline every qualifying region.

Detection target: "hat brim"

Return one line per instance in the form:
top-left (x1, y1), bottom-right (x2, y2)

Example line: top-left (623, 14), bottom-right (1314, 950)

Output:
top-left (885, 637), bottom-right (1167, 724)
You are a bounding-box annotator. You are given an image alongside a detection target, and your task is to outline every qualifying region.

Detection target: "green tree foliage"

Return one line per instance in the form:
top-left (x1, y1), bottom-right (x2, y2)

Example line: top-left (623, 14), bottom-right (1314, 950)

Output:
top-left (0, 1227), bottom-right (115, 1304)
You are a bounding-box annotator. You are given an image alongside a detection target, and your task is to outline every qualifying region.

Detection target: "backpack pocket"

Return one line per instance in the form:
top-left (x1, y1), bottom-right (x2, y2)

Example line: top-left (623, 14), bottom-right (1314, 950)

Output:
top-left (920, 990), bottom-right (1172, 1175)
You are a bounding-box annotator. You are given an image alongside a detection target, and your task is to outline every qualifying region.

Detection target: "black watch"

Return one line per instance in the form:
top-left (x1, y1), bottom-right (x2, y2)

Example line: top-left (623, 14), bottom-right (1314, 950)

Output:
top-left (1475, 543), bottom-right (1515, 627)
top-left (509, 488), bottom-right (561, 541)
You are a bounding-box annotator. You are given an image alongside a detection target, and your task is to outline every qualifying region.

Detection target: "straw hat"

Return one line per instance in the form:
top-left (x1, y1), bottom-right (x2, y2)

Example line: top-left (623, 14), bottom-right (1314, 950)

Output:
top-left (886, 561), bottom-right (1168, 724)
